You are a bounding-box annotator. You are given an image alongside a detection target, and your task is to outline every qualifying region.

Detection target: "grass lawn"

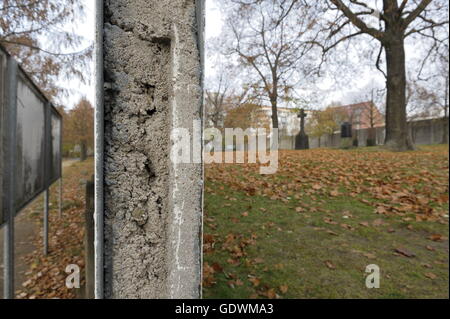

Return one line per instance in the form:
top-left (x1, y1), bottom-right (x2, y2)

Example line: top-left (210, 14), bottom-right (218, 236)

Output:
top-left (203, 145), bottom-right (449, 299)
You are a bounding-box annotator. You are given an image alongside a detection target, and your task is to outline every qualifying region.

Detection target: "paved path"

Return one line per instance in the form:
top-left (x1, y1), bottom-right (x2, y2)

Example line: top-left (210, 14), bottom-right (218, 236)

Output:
top-left (0, 159), bottom-right (78, 298)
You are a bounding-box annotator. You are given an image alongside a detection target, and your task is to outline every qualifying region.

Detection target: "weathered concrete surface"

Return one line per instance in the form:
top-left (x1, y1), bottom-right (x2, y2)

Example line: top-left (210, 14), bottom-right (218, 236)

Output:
top-left (103, 0), bottom-right (204, 298)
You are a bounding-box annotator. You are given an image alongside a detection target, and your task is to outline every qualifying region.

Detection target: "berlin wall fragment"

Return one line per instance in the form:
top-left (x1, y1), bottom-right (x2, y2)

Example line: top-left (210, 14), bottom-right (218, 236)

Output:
top-left (102, 0), bottom-right (204, 298)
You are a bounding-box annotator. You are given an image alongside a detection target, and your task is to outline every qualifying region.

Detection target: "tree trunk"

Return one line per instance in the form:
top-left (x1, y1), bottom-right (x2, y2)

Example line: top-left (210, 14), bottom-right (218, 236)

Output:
top-left (270, 97), bottom-right (279, 130)
top-left (384, 38), bottom-right (414, 151)
top-left (442, 77), bottom-right (449, 144)
top-left (80, 141), bottom-right (87, 161)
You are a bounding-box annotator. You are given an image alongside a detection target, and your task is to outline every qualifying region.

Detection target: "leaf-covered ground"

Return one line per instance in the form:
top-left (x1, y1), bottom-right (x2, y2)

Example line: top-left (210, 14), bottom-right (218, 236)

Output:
top-left (16, 158), bottom-right (94, 299)
top-left (203, 145), bottom-right (449, 299)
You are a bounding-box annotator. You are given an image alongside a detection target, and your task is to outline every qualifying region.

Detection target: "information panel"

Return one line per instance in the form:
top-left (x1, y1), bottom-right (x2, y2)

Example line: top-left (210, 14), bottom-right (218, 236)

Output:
top-left (50, 108), bottom-right (62, 183)
top-left (14, 76), bottom-right (46, 211)
top-left (0, 45), bottom-right (62, 225)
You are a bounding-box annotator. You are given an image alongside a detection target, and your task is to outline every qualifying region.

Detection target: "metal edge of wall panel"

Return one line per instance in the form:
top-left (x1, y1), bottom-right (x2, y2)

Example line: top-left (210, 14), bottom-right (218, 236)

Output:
top-left (3, 57), bottom-right (18, 299)
top-left (0, 45), bottom-right (62, 120)
top-left (195, 0), bottom-right (205, 300)
top-left (0, 46), bottom-right (63, 217)
top-left (0, 50), bottom-right (5, 225)
top-left (94, 0), bottom-right (104, 299)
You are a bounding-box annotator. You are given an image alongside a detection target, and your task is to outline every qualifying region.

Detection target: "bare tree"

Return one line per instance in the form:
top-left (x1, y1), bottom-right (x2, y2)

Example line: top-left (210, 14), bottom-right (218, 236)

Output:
top-left (416, 38), bottom-right (449, 143)
top-left (221, 0), bottom-right (320, 130)
top-left (205, 72), bottom-right (230, 129)
top-left (364, 91), bottom-right (384, 146)
top-left (0, 0), bottom-right (92, 100)
top-left (313, 0), bottom-right (449, 151)
top-left (205, 65), bottom-right (258, 130)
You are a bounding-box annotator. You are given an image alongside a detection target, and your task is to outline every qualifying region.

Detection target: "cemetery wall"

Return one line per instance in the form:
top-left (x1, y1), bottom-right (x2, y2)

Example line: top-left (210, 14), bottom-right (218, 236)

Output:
top-left (103, 0), bottom-right (204, 298)
top-left (306, 117), bottom-right (447, 149)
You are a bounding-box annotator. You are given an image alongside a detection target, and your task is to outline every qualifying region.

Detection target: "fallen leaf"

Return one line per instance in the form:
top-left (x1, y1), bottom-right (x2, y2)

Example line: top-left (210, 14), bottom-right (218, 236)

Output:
top-left (211, 263), bottom-right (223, 273)
top-left (363, 253), bottom-right (376, 259)
top-left (330, 190), bottom-right (339, 197)
top-left (248, 277), bottom-right (261, 287)
top-left (429, 234), bottom-right (444, 242)
top-left (359, 221), bottom-right (369, 227)
top-left (372, 219), bottom-right (385, 226)
top-left (266, 288), bottom-right (277, 299)
top-left (394, 247), bottom-right (416, 258)
top-left (325, 260), bottom-right (336, 270)
top-left (424, 272), bottom-right (437, 279)
top-left (340, 223), bottom-right (354, 231)
top-left (279, 285), bottom-right (289, 294)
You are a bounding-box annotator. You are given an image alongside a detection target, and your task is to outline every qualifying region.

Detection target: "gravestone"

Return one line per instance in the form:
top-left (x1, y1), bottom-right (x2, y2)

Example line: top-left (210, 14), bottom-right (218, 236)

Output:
top-left (295, 108), bottom-right (309, 150)
top-left (340, 122), bottom-right (353, 149)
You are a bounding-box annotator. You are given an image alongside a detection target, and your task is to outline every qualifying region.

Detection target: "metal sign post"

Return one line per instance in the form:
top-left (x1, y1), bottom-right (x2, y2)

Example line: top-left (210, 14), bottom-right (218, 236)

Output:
top-left (58, 178), bottom-right (62, 218)
top-left (94, 0), bottom-right (104, 299)
top-left (3, 57), bottom-right (18, 299)
top-left (43, 188), bottom-right (49, 256)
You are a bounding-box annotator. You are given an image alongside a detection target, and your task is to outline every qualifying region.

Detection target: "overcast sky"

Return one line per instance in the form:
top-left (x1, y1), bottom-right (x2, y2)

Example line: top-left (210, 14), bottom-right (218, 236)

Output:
top-left (58, 0), bottom-right (95, 109)
top-left (204, 0), bottom-right (388, 108)
top-left (62, 0), bottom-right (429, 110)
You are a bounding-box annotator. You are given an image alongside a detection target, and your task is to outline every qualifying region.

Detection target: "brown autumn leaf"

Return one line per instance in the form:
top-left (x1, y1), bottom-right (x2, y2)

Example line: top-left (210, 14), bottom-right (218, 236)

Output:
top-left (424, 272), bottom-right (437, 279)
top-left (248, 277), bottom-right (261, 287)
top-left (324, 260), bottom-right (336, 270)
top-left (279, 285), bottom-right (289, 294)
top-left (266, 288), bottom-right (277, 299)
top-left (340, 223), bottom-right (354, 231)
top-left (324, 217), bottom-right (337, 225)
top-left (227, 258), bottom-right (239, 265)
top-left (363, 252), bottom-right (376, 259)
top-left (394, 247), bottom-right (416, 258)
top-left (211, 263), bottom-right (223, 273)
top-left (274, 263), bottom-right (284, 270)
top-left (372, 219), bottom-right (385, 226)
top-left (330, 189), bottom-right (339, 197)
top-left (429, 234), bottom-right (444, 242)
top-left (359, 221), bottom-right (369, 227)
top-left (437, 194), bottom-right (449, 203)
top-left (375, 206), bottom-right (388, 214)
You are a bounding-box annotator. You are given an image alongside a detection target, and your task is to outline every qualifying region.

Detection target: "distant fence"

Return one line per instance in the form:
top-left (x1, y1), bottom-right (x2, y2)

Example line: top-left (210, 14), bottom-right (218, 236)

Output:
top-left (277, 117), bottom-right (448, 150)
